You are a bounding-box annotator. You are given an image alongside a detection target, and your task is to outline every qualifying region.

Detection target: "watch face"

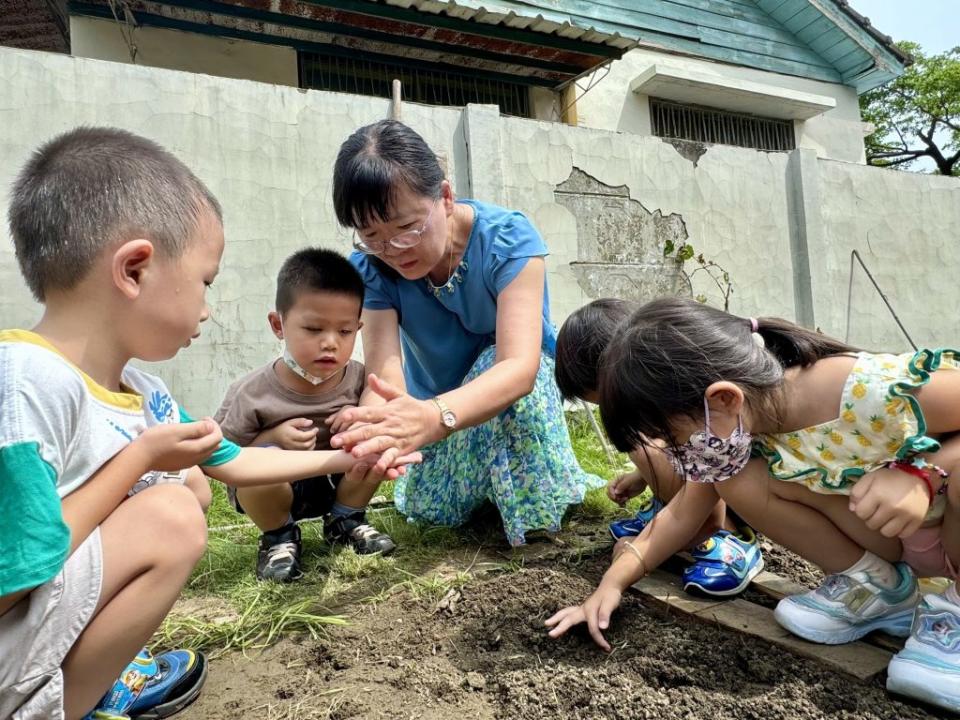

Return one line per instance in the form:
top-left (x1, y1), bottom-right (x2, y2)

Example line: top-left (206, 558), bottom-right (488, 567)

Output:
top-left (441, 410), bottom-right (457, 428)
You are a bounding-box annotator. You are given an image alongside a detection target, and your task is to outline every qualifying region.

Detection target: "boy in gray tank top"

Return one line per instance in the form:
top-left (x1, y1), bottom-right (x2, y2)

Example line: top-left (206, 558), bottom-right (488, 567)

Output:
top-left (215, 249), bottom-right (395, 582)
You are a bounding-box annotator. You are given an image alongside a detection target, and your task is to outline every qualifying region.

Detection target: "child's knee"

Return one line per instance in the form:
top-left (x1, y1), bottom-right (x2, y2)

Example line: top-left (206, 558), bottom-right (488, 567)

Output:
top-left (144, 484), bottom-right (208, 563)
top-left (184, 468), bottom-right (212, 512)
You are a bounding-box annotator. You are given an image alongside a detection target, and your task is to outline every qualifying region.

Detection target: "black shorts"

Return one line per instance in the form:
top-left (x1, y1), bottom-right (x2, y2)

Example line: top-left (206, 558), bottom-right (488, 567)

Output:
top-left (228, 474), bottom-right (343, 522)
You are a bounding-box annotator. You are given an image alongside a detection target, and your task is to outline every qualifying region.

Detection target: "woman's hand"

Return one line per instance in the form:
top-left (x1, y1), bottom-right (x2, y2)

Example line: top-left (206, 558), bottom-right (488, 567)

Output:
top-left (544, 579), bottom-right (623, 652)
top-left (330, 374), bottom-right (441, 473)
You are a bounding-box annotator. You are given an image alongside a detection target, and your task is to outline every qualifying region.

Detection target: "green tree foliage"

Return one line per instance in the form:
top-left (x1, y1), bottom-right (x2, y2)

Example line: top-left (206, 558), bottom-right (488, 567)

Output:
top-left (860, 42), bottom-right (960, 176)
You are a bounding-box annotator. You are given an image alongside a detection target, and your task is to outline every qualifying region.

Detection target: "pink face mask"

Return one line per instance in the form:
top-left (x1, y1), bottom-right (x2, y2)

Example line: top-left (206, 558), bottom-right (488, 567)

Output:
top-left (666, 398), bottom-right (753, 483)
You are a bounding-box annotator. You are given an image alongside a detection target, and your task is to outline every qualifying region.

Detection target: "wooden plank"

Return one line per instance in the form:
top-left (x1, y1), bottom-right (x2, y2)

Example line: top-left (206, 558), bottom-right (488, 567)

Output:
top-left (633, 569), bottom-right (728, 615)
top-left (697, 600), bottom-right (893, 682)
top-left (751, 569), bottom-right (806, 600)
top-left (631, 568), bottom-right (893, 683)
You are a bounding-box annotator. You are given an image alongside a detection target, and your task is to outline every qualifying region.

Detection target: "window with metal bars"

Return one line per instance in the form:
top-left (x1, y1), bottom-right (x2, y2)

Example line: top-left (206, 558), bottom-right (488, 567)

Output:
top-left (650, 98), bottom-right (795, 152)
top-left (299, 51), bottom-right (532, 118)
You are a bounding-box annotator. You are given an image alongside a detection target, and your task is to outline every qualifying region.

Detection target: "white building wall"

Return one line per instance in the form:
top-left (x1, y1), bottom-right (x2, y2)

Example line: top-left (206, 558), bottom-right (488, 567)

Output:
top-left (574, 47), bottom-right (868, 164)
top-left (70, 16), bottom-right (299, 87)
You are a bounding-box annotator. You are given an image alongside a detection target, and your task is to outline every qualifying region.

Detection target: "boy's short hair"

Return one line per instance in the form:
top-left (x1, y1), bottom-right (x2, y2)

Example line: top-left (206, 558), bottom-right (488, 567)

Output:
top-left (276, 248), bottom-right (365, 315)
top-left (8, 126), bottom-right (222, 301)
top-left (555, 298), bottom-right (636, 400)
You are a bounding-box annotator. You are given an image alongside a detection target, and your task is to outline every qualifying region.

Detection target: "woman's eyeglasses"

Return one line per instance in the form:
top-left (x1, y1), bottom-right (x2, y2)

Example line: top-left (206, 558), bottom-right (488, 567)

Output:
top-left (353, 203), bottom-right (437, 255)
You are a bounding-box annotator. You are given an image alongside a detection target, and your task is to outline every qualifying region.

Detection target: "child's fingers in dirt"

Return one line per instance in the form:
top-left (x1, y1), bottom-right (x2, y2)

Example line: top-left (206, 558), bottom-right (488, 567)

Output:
top-left (544, 606), bottom-right (584, 636)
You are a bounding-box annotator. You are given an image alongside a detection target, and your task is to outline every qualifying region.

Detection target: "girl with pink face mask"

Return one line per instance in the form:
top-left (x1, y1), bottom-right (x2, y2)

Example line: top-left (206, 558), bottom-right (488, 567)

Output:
top-left (547, 296), bottom-right (960, 714)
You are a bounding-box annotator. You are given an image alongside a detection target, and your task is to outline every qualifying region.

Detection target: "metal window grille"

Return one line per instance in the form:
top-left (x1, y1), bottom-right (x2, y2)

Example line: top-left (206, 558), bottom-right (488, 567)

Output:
top-left (650, 98), bottom-right (795, 152)
top-left (299, 51), bottom-right (532, 118)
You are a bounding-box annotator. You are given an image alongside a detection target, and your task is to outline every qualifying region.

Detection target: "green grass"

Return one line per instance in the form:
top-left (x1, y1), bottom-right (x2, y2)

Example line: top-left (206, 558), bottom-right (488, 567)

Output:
top-left (161, 412), bottom-right (640, 653)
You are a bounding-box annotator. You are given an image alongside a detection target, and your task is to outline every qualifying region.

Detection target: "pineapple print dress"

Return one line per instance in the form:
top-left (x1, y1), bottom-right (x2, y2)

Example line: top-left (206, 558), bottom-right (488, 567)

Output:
top-left (755, 349), bottom-right (960, 498)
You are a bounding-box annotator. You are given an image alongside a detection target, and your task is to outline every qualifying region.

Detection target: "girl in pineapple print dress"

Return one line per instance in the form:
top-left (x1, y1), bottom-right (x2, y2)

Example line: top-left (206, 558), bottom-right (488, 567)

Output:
top-left (546, 296), bottom-right (960, 714)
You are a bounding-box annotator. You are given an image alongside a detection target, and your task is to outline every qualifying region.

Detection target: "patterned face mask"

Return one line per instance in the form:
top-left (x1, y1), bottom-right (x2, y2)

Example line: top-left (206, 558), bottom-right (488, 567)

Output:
top-left (666, 398), bottom-right (753, 483)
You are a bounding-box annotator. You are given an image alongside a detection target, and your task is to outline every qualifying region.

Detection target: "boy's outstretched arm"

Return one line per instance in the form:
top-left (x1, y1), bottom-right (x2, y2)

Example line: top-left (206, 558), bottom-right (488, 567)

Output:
top-left (204, 445), bottom-right (422, 487)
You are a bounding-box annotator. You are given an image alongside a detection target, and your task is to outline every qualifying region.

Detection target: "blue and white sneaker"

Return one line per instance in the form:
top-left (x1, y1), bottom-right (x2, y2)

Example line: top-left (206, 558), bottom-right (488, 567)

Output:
top-left (887, 591), bottom-right (960, 713)
top-left (774, 562), bottom-right (919, 645)
top-left (129, 649), bottom-right (207, 719)
top-left (682, 529), bottom-right (764, 597)
top-left (84, 648), bottom-right (158, 719)
top-left (609, 496), bottom-right (664, 540)
top-left (84, 648), bottom-right (207, 720)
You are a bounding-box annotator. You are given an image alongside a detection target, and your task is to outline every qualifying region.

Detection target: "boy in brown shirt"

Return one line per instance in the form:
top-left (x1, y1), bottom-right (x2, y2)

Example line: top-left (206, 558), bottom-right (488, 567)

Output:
top-left (215, 248), bottom-right (395, 582)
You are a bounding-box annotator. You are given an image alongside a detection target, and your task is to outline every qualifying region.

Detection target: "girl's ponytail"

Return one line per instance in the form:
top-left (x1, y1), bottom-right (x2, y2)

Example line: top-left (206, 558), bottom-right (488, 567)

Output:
top-left (755, 317), bottom-right (858, 368)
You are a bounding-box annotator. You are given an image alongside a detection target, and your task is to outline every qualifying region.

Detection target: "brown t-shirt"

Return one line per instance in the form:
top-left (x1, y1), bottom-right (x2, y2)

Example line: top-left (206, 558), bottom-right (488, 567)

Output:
top-left (214, 359), bottom-right (365, 449)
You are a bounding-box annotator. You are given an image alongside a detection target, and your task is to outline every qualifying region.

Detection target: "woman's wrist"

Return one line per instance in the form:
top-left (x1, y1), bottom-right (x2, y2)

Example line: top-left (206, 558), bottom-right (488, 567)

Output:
top-left (421, 398), bottom-right (453, 444)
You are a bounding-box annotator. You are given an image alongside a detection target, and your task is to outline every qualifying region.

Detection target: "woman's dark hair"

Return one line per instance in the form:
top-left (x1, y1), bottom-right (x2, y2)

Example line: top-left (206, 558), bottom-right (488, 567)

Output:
top-left (555, 298), bottom-right (636, 400)
top-left (332, 120), bottom-right (444, 230)
top-left (598, 296), bottom-right (858, 452)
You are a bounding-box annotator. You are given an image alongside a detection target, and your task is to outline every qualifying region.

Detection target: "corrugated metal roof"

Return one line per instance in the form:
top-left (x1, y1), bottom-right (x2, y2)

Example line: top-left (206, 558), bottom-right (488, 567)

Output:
top-left (380, 0), bottom-right (636, 49)
top-left (377, 0), bottom-right (909, 91)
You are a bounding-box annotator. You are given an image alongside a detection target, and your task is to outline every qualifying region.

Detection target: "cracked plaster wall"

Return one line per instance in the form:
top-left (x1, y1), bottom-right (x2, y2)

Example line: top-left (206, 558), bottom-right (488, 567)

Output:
top-left (497, 115), bottom-right (797, 326)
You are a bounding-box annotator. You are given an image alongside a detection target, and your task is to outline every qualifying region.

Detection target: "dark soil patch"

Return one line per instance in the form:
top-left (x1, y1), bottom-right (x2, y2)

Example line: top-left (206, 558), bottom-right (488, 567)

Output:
top-left (180, 556), bottom-right (946, 720)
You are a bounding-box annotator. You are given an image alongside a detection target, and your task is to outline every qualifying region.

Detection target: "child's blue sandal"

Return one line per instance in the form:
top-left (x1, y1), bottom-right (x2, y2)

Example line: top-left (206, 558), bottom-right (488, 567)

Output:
top-left (682, 528), bottom-right (764, 597)
top-left (608, 496), bottom-right (664, 540)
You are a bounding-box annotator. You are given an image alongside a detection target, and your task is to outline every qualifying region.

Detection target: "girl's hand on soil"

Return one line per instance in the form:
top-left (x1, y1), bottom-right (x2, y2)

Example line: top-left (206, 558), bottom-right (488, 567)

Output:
top-left (608, 470), bottom-right (647, 506)
top-left (544, 580), bottom-right (623, 652)
top-left (330, 374), bottom-right (440, 471)
top-left (849, 466), bottom-right (929, 538)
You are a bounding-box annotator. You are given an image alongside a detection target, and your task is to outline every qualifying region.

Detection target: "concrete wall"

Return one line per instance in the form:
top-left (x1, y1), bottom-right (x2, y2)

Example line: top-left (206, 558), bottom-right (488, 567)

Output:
top-left (575, 47), bottom-right (868, 164)
top-left (1, 47), bottom-right (957, 416)
top-left (70, 16), bottom-right (298, 87)
top-left (0, 48), bottom-right (465, 414)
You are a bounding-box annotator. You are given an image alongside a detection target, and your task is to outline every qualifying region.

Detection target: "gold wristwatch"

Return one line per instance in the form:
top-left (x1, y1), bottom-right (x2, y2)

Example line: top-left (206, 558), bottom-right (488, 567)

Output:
top-left (431, 396), bottom-right (457, 431)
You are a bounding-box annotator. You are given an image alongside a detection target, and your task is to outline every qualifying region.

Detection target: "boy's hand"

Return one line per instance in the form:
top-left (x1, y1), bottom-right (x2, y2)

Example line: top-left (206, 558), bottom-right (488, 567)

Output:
top-left (269, 418), bottom-right (320, 451)
top-left (545, 579), bottom-right (623, 652)
top-left (849, 466), bottom-right (929, 539)
top-left (608, 470), bottom-right (646, 506)
top-left (135, 419), bottom-right (223, 472)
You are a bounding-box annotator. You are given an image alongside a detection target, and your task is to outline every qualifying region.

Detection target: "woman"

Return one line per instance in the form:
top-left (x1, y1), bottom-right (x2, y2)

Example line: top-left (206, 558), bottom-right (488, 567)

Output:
top-left (327, 120), bottom-right (600, 545)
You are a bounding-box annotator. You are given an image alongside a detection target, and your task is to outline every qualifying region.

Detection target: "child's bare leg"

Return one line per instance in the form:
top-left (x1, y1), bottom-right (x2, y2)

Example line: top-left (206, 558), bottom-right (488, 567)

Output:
top-left (235, 483), bottom-right (295, 532)
top-left (62, 484), bottom-right (206, 719)
top-left (334, 466), bottom-right (384, 510)
top-left (716, 459), bottom-right (900, 573)
top-left (184, 466), bottom-right (212, 513)
top-left (628, 448), bottom-right (734, 540)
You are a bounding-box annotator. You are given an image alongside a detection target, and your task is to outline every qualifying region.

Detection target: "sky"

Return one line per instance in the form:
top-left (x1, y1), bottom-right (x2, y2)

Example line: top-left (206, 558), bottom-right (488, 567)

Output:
top-left (846, 0), bottom-right (957, 53)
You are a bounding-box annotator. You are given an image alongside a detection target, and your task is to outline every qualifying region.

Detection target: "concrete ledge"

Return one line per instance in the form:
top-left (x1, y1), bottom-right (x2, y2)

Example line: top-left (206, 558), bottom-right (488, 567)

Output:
top-left (630, 64), bottom-right (836, 120)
